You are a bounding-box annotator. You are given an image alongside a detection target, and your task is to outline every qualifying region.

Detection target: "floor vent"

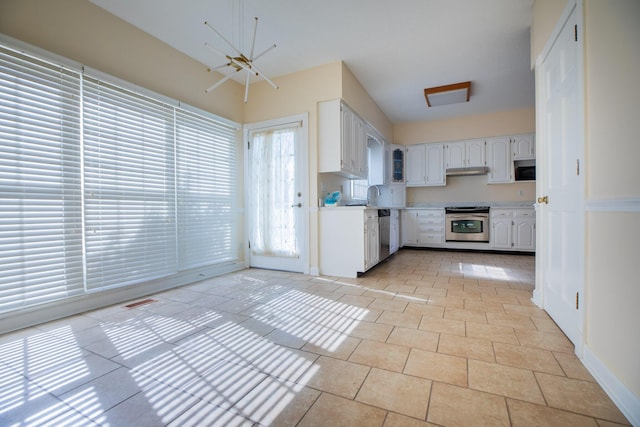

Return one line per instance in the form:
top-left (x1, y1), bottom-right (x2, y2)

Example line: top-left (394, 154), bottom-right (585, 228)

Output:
top-left (124, 298), bottom-right (156, 309)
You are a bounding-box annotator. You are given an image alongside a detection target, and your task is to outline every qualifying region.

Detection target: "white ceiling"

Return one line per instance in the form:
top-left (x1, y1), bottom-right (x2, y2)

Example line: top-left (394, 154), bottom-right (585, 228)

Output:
top-left (89, 0), bottom-right (535, 124)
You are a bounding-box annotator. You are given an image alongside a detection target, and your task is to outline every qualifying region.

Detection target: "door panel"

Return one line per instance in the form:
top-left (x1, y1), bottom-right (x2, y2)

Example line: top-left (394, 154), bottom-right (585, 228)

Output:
top-left (246, 117), bottom-right (306, 273)
top-left (539, 4), bottom-right (583, 347)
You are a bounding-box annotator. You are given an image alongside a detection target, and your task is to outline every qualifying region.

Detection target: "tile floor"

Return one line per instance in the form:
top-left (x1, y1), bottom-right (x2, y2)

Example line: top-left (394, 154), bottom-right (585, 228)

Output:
top-left (0, 249), bottom-right (631, 426)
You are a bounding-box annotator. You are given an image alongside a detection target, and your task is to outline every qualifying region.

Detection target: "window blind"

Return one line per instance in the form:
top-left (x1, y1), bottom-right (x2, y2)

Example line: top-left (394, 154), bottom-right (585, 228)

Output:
top-left (0, 39), bottom-right (240, 315)
top-left (82, 76), bottom-right (177, 291)
top-left (0, 46), bottom-right (84, 311)
top-left (175, 108), bottom-right (237, 270)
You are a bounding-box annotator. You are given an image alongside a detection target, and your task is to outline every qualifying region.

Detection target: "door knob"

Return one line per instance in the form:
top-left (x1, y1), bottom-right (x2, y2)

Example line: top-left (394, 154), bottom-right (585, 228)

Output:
top-left (537, 196), bottom-right (548, 204)
top-left (291, 203), bottom-right (302, 208)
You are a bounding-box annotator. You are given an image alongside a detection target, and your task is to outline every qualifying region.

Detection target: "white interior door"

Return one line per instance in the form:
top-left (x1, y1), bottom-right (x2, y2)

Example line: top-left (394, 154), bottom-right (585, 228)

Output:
top-left (246, 115), bottom-right (307, 273)
top-left (537, 2), bottom-right (584, 348)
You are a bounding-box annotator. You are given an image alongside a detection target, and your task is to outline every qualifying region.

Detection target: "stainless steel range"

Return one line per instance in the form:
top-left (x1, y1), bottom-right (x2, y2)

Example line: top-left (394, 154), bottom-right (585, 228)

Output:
top-left (445, 206), bottom-right (490, 242)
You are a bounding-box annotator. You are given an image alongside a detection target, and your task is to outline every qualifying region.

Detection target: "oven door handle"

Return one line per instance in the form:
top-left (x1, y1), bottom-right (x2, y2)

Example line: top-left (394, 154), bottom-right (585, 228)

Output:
top-left (448, 214), bottom-right (488, 219)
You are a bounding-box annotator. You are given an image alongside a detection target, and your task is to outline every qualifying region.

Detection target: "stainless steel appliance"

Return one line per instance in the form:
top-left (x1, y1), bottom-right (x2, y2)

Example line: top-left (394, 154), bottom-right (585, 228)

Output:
top-left (378, 209), bottom-right (391, 261)
top-left (445, 206), bottom-right (490, 242)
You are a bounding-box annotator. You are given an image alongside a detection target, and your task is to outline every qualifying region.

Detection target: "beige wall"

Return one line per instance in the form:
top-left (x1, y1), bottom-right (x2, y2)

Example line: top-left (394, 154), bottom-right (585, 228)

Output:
top-left (394, 108), bottom-right (535, 145)
top-left (582, 0), bottom-right (640, 400)
top-left (341, 63), bottom-right (394, 140)
top-left (531, 0), bottom-right (569, 66)
top-left (395, 108), bottom-right (536, 204)
top-left (584, 0), bottom-right (640, 200)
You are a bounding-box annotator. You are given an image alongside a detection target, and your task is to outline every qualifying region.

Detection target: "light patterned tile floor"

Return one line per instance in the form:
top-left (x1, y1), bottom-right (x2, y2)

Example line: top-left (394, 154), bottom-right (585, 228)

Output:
top-left (0, 249), bottom-right (631, 426)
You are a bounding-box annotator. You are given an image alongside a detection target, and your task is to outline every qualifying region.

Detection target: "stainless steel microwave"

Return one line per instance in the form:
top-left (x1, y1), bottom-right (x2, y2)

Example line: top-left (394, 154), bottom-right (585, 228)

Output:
top-left (514, 160), bottom-right (536, 181)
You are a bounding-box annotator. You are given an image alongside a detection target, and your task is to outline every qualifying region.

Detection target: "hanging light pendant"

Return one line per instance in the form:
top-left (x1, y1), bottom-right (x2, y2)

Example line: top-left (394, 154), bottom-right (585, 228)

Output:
top-left (204, 0), bottom-right (278, 102)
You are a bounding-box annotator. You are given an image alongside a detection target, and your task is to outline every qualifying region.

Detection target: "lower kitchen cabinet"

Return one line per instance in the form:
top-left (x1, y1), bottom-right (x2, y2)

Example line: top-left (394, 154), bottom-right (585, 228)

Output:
top-left (320, 208), bottom-right (379, 278)
top-left (402, 209), bottom-right (445, 247)
top-left (389, 209), bottom-right (400, 255)
top-left (490, 208), bottom-right (535, 252)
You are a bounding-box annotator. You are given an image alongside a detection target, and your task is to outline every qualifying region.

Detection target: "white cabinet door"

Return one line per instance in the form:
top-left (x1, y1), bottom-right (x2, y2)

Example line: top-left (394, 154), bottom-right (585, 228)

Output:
top-left (425, 143), bottom-right (446, 186)
top-left (318, 99), bottom-right (367, 179)
top-left (401, 210), bottom-right (418, 245)
top-left (512, 134), bottom-right (535, 160)
top-left (512, 209), bottom-right (536, 251)
top-left (486, 136), bottom-right (512, 184)
top-left (466, 139), bottom-right (486, 167)
top-left (340, 104), bottom-right (354, 174)
top-left (405, 145), bottom-right (426, 186)
top-left (491, 209), bottom-right (512, 249)
top-left (353, 116), bottom-right (368, 177)
top-left (445, 141), bottom-right (466, 169)
top-left (389, 210), bottom-right (400, 254)
top-left (364, 217), bottom-right (379, 270)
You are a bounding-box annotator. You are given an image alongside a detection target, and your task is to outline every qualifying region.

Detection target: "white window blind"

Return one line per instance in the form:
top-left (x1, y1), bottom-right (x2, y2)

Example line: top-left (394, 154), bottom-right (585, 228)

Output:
top-left (0, 46), bottom-right (84, 311)
top-left (0, 39), bottom-right (240, 315)
top-left (176, 108), bottom-right (237, 270)
top-left (82, 76), bottom-right (177, 291)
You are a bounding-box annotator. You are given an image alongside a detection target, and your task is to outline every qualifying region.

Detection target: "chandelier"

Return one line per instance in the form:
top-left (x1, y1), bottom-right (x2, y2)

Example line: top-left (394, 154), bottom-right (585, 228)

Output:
top-left (204, 0), bottom-right (278, 102)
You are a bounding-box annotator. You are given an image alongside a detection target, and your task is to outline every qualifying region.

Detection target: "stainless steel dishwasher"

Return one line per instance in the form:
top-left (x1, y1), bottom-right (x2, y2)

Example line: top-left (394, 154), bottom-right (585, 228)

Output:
top-left (378, 209), bottom-right (391, 261)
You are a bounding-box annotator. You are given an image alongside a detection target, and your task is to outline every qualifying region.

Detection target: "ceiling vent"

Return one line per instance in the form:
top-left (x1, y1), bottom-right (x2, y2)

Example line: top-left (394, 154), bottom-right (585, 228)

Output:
top-left (424, 81), bottom-right (471, 107)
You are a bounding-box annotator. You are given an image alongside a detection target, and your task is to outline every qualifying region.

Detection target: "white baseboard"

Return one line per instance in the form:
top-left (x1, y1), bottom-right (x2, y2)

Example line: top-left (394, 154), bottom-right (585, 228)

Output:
top-left (531, 288), bottom-right (543, 308)
top-left (309, 266), bottom-right (320, 276)
top-left (582, 345), bottom-right (640, 426)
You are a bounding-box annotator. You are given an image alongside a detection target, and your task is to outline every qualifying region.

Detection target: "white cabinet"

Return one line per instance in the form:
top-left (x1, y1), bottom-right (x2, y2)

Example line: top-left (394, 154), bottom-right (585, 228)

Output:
top-left (425, 143), bottom-right (446, 186)
top-left (320, 208), bottom-right (379, 278)
top-left (389, 209), bottom-right (400, 255)
top-left (512, 209), bottom-right (536, 251)
top-left (364, 210), bottom-right (380, 270)
top-left (486, 136), bottom-right (512, 184)
top-left (490, 208), bottom-right (535, 252)
top-left (445, 141), bottom-right (466, 169)
top-left (466, 139), bottom-right (486, 167)
top-left (319, 99), bottom-right (367, 179)
top-left (405, 145), bottom-right (426, 186)
top-left (512, 134), bottom-right (535, 160)
top-left (445, 139), bottom-right (486, 169)
top-left (401, 209), bottom-right (418, 245)
top-left (406, 143), bottom-right (445, 187)
top-left (385, 143), bottom-right (404, 184)
top-left (490, 209), bottom-right (513, 249)
top-left (402, 209), bottom-right (445, 247)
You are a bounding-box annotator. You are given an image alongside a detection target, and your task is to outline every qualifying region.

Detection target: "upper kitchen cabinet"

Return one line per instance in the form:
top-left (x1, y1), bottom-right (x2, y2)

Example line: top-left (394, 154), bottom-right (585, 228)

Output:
top-left (486, 136), bottom-right (512, 184)
top-left (406, 143), bottom-right (445, 187)
top-left (512, 134), bottom-right (535, 160)
top-left (385, 143), bottom-right (404, 184)
top-left (319, 99), bottom-right (368, 179)
top-left (445, 139), bottom-right (486, 169)
top-left (367, 131), bottom-right (385, 186)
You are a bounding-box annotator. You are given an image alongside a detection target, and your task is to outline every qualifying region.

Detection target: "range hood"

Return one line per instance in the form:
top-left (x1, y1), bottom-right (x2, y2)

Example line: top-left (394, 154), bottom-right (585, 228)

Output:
top-left (446, 166), bottom-right (489, 176)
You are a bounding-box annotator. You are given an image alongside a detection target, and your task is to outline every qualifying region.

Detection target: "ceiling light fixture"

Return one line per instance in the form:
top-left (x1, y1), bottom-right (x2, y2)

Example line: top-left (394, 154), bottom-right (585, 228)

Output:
top-left (424, 81), bottom-right (471, 107)
top-left (203, 0), bottom-right (278, 103)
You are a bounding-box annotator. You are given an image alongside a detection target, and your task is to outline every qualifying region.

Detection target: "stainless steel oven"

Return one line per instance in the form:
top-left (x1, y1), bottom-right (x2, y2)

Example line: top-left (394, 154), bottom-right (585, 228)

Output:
top-left (445, 207), bottom-right (490, 242)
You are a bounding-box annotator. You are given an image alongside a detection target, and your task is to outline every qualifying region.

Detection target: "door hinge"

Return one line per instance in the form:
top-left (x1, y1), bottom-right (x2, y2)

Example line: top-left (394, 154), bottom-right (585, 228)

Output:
top-left (248, 240), bottom-right (251, 249)
top-left (576, 159), bottom-right (580, 175)
top-left (247, 141), bottom-right (251, 150)
top-left (576, 292), bottom-right (579, 309)
top-left (574, 24), bottom-right (578, 42)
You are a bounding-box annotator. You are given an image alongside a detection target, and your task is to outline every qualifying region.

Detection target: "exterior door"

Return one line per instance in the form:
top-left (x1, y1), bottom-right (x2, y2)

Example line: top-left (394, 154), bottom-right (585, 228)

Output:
top-left (536, 3), bottom-right (584, 349)
top-left (246, 115), bottom-right (307, 273)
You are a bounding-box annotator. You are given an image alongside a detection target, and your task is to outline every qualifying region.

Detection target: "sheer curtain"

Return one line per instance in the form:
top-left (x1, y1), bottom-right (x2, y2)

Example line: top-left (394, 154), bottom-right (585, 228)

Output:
top-left (250, 127), bottom-right (298, 258)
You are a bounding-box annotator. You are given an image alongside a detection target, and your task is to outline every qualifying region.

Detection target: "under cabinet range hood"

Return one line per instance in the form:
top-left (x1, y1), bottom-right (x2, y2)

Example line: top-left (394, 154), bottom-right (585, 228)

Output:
top-left (445, 166), bottom-right (489, 176)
